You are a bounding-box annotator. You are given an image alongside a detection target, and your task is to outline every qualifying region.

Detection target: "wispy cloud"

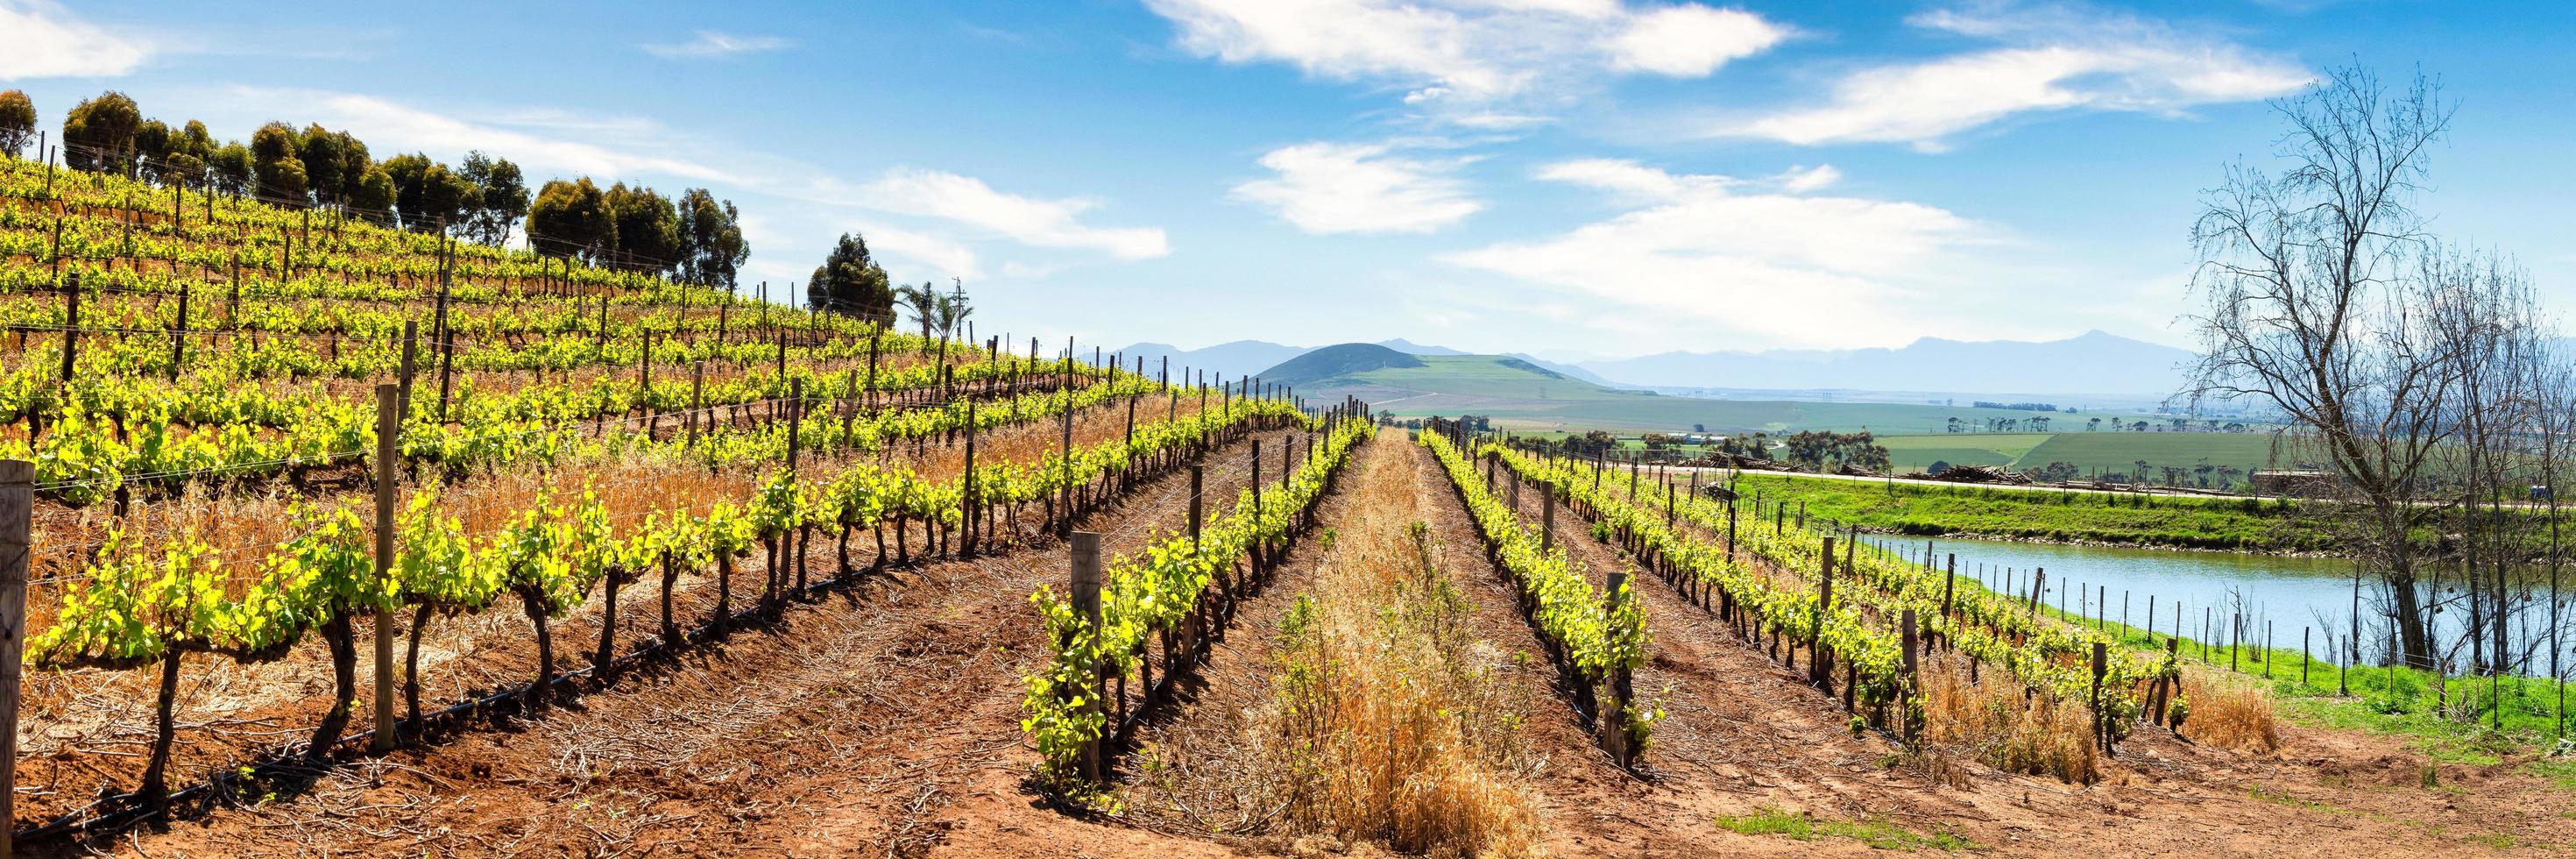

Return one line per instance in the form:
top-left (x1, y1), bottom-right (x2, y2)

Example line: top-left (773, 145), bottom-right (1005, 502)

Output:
top-left (642, 31), bottom-right (793, 60)
top-left (1715, 3), bottom-right (2309, 150)
top-left (1144, 0), bottom-right (1785, 121)
top-left (1447, 159), bottom-right (1985, 348)
top-left (221, 87), bottom-right (743, 184)
top-left (858, 167), bottom-right (1172, 260)
top-left (1233, 141), bottom-right (1483, 235)
top-left (200, 87), bottom-right (1162, 281)
top-left (0, 0), bottom-right (149, 79)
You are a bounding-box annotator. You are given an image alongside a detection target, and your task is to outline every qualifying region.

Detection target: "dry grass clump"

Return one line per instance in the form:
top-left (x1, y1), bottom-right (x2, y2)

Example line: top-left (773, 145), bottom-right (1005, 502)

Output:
top-left (1247, 449), bottom-right (1541, 857)
top-left (1918, 652), bottom-right (2098, 784)
top-left (2176, 671), bottom-right (2280, 754)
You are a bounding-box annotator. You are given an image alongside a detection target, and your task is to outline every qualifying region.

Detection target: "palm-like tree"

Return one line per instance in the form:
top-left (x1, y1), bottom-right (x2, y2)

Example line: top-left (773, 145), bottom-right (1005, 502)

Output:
top-left (893, 281), bottom-right (938, 338)
top-left (934, 290), bottom-right (973, 343)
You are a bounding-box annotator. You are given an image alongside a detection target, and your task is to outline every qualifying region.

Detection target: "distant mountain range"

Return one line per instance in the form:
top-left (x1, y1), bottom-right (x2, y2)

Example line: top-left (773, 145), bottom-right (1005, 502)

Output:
top-left (1574, 330), bottom-right (2196, 396)
top-left (1118, 330), bottom-right (2193, 398)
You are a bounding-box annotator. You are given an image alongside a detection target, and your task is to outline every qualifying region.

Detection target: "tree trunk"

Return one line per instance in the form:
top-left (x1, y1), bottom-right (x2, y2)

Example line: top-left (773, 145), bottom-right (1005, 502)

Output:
top-left (309, 614), bottom-right (359, 761)
top-left (716, 551), bottom-right (732, 622)
top-left (521, 591), bottom-right (556, 713)
top-left (406, 603), bottom-right (432, 729)
top-left (660, 556), bottom-right (682, 645)
top-left (140, 648), bottom-right (182, 810)
top-left (594, 572), bottom-right (623, 682)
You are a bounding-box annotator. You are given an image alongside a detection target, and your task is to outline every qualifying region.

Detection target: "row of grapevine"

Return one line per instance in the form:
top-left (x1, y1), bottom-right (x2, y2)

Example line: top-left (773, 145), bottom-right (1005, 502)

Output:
top-left (1023, 409), bottom-right (1376, 783)
top-left (1482, 443), bottom-right (1920, 735)
top-left (1626, 465), bottom-right (2157, 738)
top-left (1419, 423), bottom-right (1654, 766)
top-left (29, 384), bottom-right (1319, 816)
top-left (0, 158), bottom-right (704, 300)
top-left (1498, 444), bottom-right (2160, 751)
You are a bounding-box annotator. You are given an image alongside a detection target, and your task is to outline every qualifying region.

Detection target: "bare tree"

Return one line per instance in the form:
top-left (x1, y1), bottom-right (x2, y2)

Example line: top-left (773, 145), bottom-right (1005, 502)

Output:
top-left (2183, 65), bottom-right (2460, 668)
top-left (2425, 247), bottom-right (2546, 685)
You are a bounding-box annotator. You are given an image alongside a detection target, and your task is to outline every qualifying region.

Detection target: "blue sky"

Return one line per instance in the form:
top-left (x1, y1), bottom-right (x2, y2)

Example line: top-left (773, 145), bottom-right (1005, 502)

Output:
top-left (6, 0), bottom-right (2572, 359)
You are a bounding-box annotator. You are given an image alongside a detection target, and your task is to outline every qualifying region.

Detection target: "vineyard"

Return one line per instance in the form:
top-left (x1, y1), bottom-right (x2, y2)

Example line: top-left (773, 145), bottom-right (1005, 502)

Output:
top-left (0, 153), bottom-right (2562, 857)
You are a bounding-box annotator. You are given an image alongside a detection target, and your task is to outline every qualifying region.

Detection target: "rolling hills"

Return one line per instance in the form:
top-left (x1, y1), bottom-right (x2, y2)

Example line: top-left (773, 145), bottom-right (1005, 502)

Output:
top-left (1262, 344), bottom-right (2078, 433)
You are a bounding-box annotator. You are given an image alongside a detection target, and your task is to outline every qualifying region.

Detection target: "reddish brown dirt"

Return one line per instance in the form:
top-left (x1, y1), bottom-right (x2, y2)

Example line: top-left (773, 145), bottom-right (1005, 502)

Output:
top-left (35, 427), bottom-right (1310, 857)
top-left (7, 394), bottom-right (1203, 828)
top-left (26, 432), bottom-right (2576, 857)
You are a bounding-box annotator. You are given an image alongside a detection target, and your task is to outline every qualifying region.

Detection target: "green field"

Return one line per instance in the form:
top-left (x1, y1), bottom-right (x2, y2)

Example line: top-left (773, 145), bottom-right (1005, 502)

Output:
top-left (1877, 433), bottom-right (2052, 469)
top-left (1731, 472), bottom-right (2332, 551)
top-left (1871, 431), bottom-right (2286, 484)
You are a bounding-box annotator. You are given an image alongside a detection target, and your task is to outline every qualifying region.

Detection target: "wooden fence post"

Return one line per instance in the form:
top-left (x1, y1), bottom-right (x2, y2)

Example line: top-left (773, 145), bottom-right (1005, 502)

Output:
top-left (2091, 642), bottom-right (2110, 753)
top-left (1071, 531), bottom-right (1105, 782)
top-left (167, 282), bottom-right (189, 380)
top-left (57, 272), bottom-right (79, 389)
top-left (1813, 537), bottom-right (1836, 690)
top-left (687, 362), bottom-right (705, 448)
top-left (396, 321), bottom-right (418, 422)
top-left (1540, 485), bottom-right (1556, 555)
top-left (1604, 569), bottom-right (1635, 767)
top-left (0, 459), bottom-right (29, 859)
top-left (1058, 387), bottom-right (1075, 538)
top-left (372, 386), bottom-right (398, 751)
top-left (963, 401), bottom-right (979, 557)
top-left (1188, 465), bottom-right (1204, 550)
top-left (1901, 608), bottom-right (1919, 742)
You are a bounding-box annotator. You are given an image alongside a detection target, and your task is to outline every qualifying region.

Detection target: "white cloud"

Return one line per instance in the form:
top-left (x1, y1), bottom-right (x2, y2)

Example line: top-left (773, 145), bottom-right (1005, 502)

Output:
top-left (0, 1), bottom-right (149, 79)
top-left (227, 88), bottom-right (744, 185)
top-left (1144, 0), bottom-right (1783, 109)
top-left (1444, 160), bottom-right (1983, 348)
top-left (1232, 141), bottom-right (1483, 235)
top-left (196, 87), bottom-right (1159, 285)
top-left (1601, 4), bottom-right (1783, 77)
top-left (1776, 164), bottom-right (1840, 193)
top-left (1719, 4), bottom-right (2310, 148)
top-left (859, 167), bottom-right (1171, 259)
top-left (642, 31), bottom-right (793, 60)
top-left (1536, 157), bottom-right (1732, 202)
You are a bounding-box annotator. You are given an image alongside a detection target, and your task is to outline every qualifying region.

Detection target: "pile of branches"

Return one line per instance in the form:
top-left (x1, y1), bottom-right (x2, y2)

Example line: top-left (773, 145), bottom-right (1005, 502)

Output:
top-left (1924, 464), bottom-right (2031, 485)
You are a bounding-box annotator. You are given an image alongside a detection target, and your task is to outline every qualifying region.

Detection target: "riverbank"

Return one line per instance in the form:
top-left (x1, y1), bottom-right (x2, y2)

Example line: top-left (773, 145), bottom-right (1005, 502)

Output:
top-left (1731, 472), bottom-right (2342, 553)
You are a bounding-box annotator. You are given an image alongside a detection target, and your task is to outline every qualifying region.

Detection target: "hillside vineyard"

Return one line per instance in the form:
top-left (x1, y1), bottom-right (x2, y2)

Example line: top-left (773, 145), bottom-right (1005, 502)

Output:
top-left (0, 155), bottom-right (1371, 836)
top-left (0, 146), bottom-right (2552, 858)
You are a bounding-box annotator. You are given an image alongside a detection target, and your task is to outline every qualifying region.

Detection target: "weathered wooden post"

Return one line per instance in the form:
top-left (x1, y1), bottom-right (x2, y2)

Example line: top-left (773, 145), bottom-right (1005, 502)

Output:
top-left (1188, 465), bottom-right (1204, 551)
top-left (2091, 642), bottom-right (2110, 753)
top-left (372, 386), bottom-right (399, 751)
top-left (0, 459), bottom-right (29, 859)
top-left (1540, 485), bottom-right (1557, 555)
top-left (1812, 537), bottom-right (1836, 690)
top-left (688, 362), bottom-right (706, 448)
top-left (1058, 386), bottom-right (1075, 537)
top-left (167, 282), bottom-right (190, 380)
top-left (1604, 569), bottom-right (1636, 767)
top-left (1242, 441), bottom-right (1251, 567)
top-left (1901, 608), bottom-right (1920, 742)
top-left (1071, 531), bottom-right (1105, 779)
top-left (962, 401), bottom-right (979, 557)
top-left (57, 271), bottom-right (79, 388)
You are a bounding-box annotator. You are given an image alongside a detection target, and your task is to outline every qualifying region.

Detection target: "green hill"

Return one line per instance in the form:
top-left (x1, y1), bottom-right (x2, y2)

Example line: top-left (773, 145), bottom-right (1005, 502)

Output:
top-left (1258, 343), bottom-right (1424, 387)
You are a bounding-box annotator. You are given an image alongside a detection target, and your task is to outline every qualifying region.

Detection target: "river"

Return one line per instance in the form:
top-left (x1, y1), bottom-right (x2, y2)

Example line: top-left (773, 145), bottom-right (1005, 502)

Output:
top-left (1851, 532), bottom-right (2571, 676)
